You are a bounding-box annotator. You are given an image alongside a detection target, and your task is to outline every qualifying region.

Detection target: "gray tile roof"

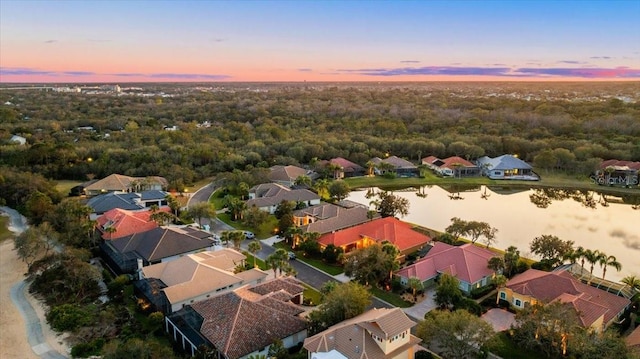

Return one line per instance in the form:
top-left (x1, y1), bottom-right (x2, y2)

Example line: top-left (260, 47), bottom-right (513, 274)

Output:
top-left (86, 192), bottom-right (144, 214)
top-left (477, 155), bottom-right (532, 171)
top-left (110, 226), bottom-right (214, 262)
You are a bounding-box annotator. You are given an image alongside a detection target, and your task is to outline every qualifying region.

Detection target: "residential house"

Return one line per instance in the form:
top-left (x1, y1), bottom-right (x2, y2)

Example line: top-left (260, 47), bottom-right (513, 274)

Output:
top-left (96, 207), bottom-right (170, 240)
top-left (135, 249), bottom-right (268, 313)
top-left (626, 325), bottom-right (640, 354)
top-left (422, 156), bottom-right (480, 177)
top-left (166, 277), bottom-right (308, 358)
top-left (318, 157), bottom-right (365, 179)
top-left (498, 269), bottom-right (630, 332)
top-left (293, 201), bottom-right (377, 235)
top-left (593, 159), bottom-right (640, 187)
top-left (317, 217), bottom-right (431, 258)
top-left (476, 155), bottom-right (539, 180)
top-left (395, 242), bottom-right (497, 294)
top-left (246, 183), bottom-right (320, 214)
top-left (303, 307), bottom-right (421, 359)
top-left (86, 190), bottom-right (170, 219)
top-left (83, 173), bottom-right (168, 196)
top-left (268, 165), bottom-right (314, 187)
top-left (371, 156), bottom-right (419, 177)
top-left (100, 226), bottom-right (215, 275)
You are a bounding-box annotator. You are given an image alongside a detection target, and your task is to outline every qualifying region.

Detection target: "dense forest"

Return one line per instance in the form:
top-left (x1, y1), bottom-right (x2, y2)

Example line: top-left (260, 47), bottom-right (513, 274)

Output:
top-left (1, 82), bottom-right (639, 192)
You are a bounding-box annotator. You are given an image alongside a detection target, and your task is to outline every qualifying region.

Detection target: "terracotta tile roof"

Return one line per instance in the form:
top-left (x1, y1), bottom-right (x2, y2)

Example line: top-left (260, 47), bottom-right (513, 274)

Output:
top-left (249, 276), bottom-right (304, 297)
top-left (142, 249), bottom-right (268, 306)
top-left (97, 208), bottom-right (168, 240)
top-left (110, 226), bottom-right (214, 262)
top-left (268, 165), bottom-right (309, 183)
top-left (421, 156), bottom-right (439, 165)
top-left (318, 217), bottom-right (431, 253)
top-left (329, 157), bottom-right (364, 173)
top-left (396, 242), bottom-right (496, 284)
top-left (626, 325), bottom-right (640, 348)
top-left (303, 308), bottom-right (421, 359)
top-left (440, 156), bottom-right (477, 169)
top-left (191, 282), bottom-right (307, 359)
top-left (599, 159), bottom-right (640, 171)
top-left (84, 173), bottom-right (168, 193)
top-left (506, 269), bottom-right (630, 328)
top-left (371, 156), bottom-right (417, 169)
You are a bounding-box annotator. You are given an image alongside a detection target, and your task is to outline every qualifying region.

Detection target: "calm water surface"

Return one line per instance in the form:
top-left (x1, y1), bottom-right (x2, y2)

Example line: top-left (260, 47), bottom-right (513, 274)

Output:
top-left (348, 185), bottom-right (640, 282)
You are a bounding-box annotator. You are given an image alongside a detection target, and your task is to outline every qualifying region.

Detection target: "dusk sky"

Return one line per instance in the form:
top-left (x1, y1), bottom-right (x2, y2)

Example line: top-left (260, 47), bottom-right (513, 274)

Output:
top-left (1, 0), bottom-right (639, 82)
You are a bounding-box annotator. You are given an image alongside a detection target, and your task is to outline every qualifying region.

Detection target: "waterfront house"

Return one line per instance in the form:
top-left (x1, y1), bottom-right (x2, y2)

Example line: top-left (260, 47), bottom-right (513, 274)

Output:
top-left (371, 156), bottom-right (419, 177)
top-left (476, 155), bottom-right (539, 180)
top-left (422, 155), bottom-right (480, 177)
top-left (246, 183), bottom-right (320, 214)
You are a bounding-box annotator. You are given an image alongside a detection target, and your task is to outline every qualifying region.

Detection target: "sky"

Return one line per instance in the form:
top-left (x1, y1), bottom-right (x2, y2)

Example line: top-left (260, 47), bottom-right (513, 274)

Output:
top-left (1, 0), bottom-right (639, 82)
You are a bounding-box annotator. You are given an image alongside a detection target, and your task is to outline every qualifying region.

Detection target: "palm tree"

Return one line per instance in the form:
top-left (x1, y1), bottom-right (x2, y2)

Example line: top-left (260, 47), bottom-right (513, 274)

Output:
top-left (365, 160), bottom-right (376, 176)
top-left (313, 178), bottom-right (330, 199)
top-left (407, 277), bottom-right (424, 302)
top-left (248, 240), bottom-right (261, 268)
top-left (599, 254), bottom-right (621, 280)
top-left (574, 246), bottom-right (586, 270)
top-left (230, 230), bottom-right (245, 249)
top-left (621, 275), bottom-right (640, 292)
top-left (220, 230), bottom-right (232, 248)
top-left (492, 274), bottom-right (508, 304)
top-left (583, 249), bottom-right (605, 282)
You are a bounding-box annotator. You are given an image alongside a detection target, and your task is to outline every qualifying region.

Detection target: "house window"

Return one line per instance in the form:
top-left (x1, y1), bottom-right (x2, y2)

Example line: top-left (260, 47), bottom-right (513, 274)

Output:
top-left (515, 299), bottom-right (522, 307)
top-left (500, 292), bottom-right (506, 300)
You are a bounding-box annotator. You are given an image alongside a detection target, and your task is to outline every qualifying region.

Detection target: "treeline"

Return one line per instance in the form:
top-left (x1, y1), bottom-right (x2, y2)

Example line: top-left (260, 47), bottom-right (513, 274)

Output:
top-left (1, 84), bottom-right (639, 187)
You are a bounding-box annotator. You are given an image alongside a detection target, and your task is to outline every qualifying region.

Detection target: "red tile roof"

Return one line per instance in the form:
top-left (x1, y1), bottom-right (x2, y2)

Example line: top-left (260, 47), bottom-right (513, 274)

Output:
top-left (192, 278), bottom-right (307, 359)
top-left (506, 269), bottom-right (630, 329)
top-left (396, 242), bottom-right (496, 284)
top-left (440, 156), bottom-right (476, 169)
top-left (318, 217), bottom-right (431, 253)
top-left (599, 159), bottom-right (640, 170)
top-left (422, 156), bottom-right (439, 165)
top-left (96, 208), bottom-right (168, 240)
top-left (329, 157), bottom-right (364, 172)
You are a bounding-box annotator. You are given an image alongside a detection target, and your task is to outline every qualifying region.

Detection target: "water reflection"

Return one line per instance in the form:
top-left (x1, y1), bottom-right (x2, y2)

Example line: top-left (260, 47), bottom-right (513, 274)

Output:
top-left (347, 185), bottom-right (640, 282)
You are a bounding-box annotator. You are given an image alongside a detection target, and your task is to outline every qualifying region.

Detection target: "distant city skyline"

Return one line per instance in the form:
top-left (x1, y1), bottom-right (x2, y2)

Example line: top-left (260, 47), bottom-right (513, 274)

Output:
top-left (1, 0), bottom-right (639, 82)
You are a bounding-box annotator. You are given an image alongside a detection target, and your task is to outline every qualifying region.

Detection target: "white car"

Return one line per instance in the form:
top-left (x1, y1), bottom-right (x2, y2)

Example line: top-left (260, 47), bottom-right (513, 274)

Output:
top-left (244, 231), bottom-right (255, 239)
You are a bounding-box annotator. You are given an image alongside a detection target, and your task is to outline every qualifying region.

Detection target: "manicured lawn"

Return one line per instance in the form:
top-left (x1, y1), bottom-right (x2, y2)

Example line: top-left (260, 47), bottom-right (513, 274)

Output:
top-left (243, 252), bottom-right (268, 271)
top-left (302, 284), bottom-right (322, 306)
top-left (487, 332), bottom-right (544, 359)
top-left (369, 286), bottom-right (412, 308)
top-left (54, 180), bottom-right (83, 196)
top-left (296, 256), bottom-right (344, 276)
top-left (345, 171), bottom-right (638, 195)
top-left (216, 213), bottom-right (277, 239)
top-left (0, 216), bottom-right (13, 242)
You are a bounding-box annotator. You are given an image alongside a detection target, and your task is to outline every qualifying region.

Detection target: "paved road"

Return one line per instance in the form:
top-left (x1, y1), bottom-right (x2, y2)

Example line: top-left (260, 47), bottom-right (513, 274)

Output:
top-left (10, 281), bottom-right (68, 359)
top-left (186, 186), bottom-right (392, 310)
top-left (2, 206), bottom-right (69, 359)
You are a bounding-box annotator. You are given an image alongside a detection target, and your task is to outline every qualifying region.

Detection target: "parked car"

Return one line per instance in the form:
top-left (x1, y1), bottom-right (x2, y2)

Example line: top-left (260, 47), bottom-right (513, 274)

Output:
top-left (244, 231), bottom-right (255, 239)
top-left (288, 251), bottom-right (296, 260)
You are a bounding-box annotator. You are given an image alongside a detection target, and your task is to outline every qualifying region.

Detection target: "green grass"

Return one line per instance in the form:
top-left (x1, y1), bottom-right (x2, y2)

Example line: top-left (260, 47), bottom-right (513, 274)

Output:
top-left (297, 256), bottom-right (344, 275)
top-left (369, 286), bottom-right (412, 308)
top-left (0, 216), bottom-right (13, 242)
top-left (54, 180), bottom-right (83, 196)
top-left (345, 171), bottom-right (639, 195)
top-left (243, 252), bottom-right (268, 271)
top-left (302, 284), bottom-right (322, 306)
top-left (487, 332), bottom-right (544, 359)
top-left (215, 213), bottom-right (277, 240)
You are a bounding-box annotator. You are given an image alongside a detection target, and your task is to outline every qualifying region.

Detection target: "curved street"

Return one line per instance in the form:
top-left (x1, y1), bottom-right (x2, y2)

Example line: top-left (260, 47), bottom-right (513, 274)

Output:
top-left (2, 206), bottom-right (69, 359)
top-left (184, 186), bottom-right (392, 310)
top-left (10, 281), bottom-right (68, 359)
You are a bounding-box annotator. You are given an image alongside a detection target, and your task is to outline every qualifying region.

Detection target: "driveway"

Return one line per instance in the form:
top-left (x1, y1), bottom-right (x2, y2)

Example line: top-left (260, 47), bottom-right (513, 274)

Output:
top-left (402, 288), bottom-right (438, 321)
top-left (481, 308), bottom-right (516, 332)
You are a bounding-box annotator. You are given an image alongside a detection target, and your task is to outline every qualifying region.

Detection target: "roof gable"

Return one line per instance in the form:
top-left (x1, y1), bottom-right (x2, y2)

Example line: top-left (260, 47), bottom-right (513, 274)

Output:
top-left (318, 217), bottom-right (431, 252)
top-left (111, 226), bottom-right (214, 262)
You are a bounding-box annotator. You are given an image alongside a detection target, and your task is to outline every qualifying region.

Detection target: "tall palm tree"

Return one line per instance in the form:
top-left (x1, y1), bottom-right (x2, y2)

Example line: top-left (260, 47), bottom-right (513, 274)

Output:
top-left (220, 230), bottom-right (232, 248)
top-left (247, 240), bottom-right (262, 268)
top-left (407, 277), bottom-right (424, 302)
top-left (563, 246), bottom-right (583, 266)
top-left (583, 249), bottom-right (605, 281)
top-left (492, 274), bottom-right (508, 304)
top-left (313, 178), bottom-right (330, 200)
top-left (230, 230), bottom-right (245, 249)
top-left (599, 255), bottom-right (621, 280)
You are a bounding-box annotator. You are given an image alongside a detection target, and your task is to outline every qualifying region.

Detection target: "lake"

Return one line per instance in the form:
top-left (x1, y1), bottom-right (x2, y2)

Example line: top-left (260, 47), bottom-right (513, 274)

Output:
top-left (347, 185), bottom-right (640, 282)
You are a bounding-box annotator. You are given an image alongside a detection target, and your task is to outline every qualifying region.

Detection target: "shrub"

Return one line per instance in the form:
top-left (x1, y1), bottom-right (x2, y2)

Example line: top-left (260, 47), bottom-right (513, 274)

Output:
top-left (71, 338), bottom-right (105, 358)
top-left (46, 303), bottom-right (94, 332)
top-left (455, 297), bottom-right (483, 316)
top-left (470, 284), bottom-right (495, 299)
top-left (415, 350), bottom-right (435, 359)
